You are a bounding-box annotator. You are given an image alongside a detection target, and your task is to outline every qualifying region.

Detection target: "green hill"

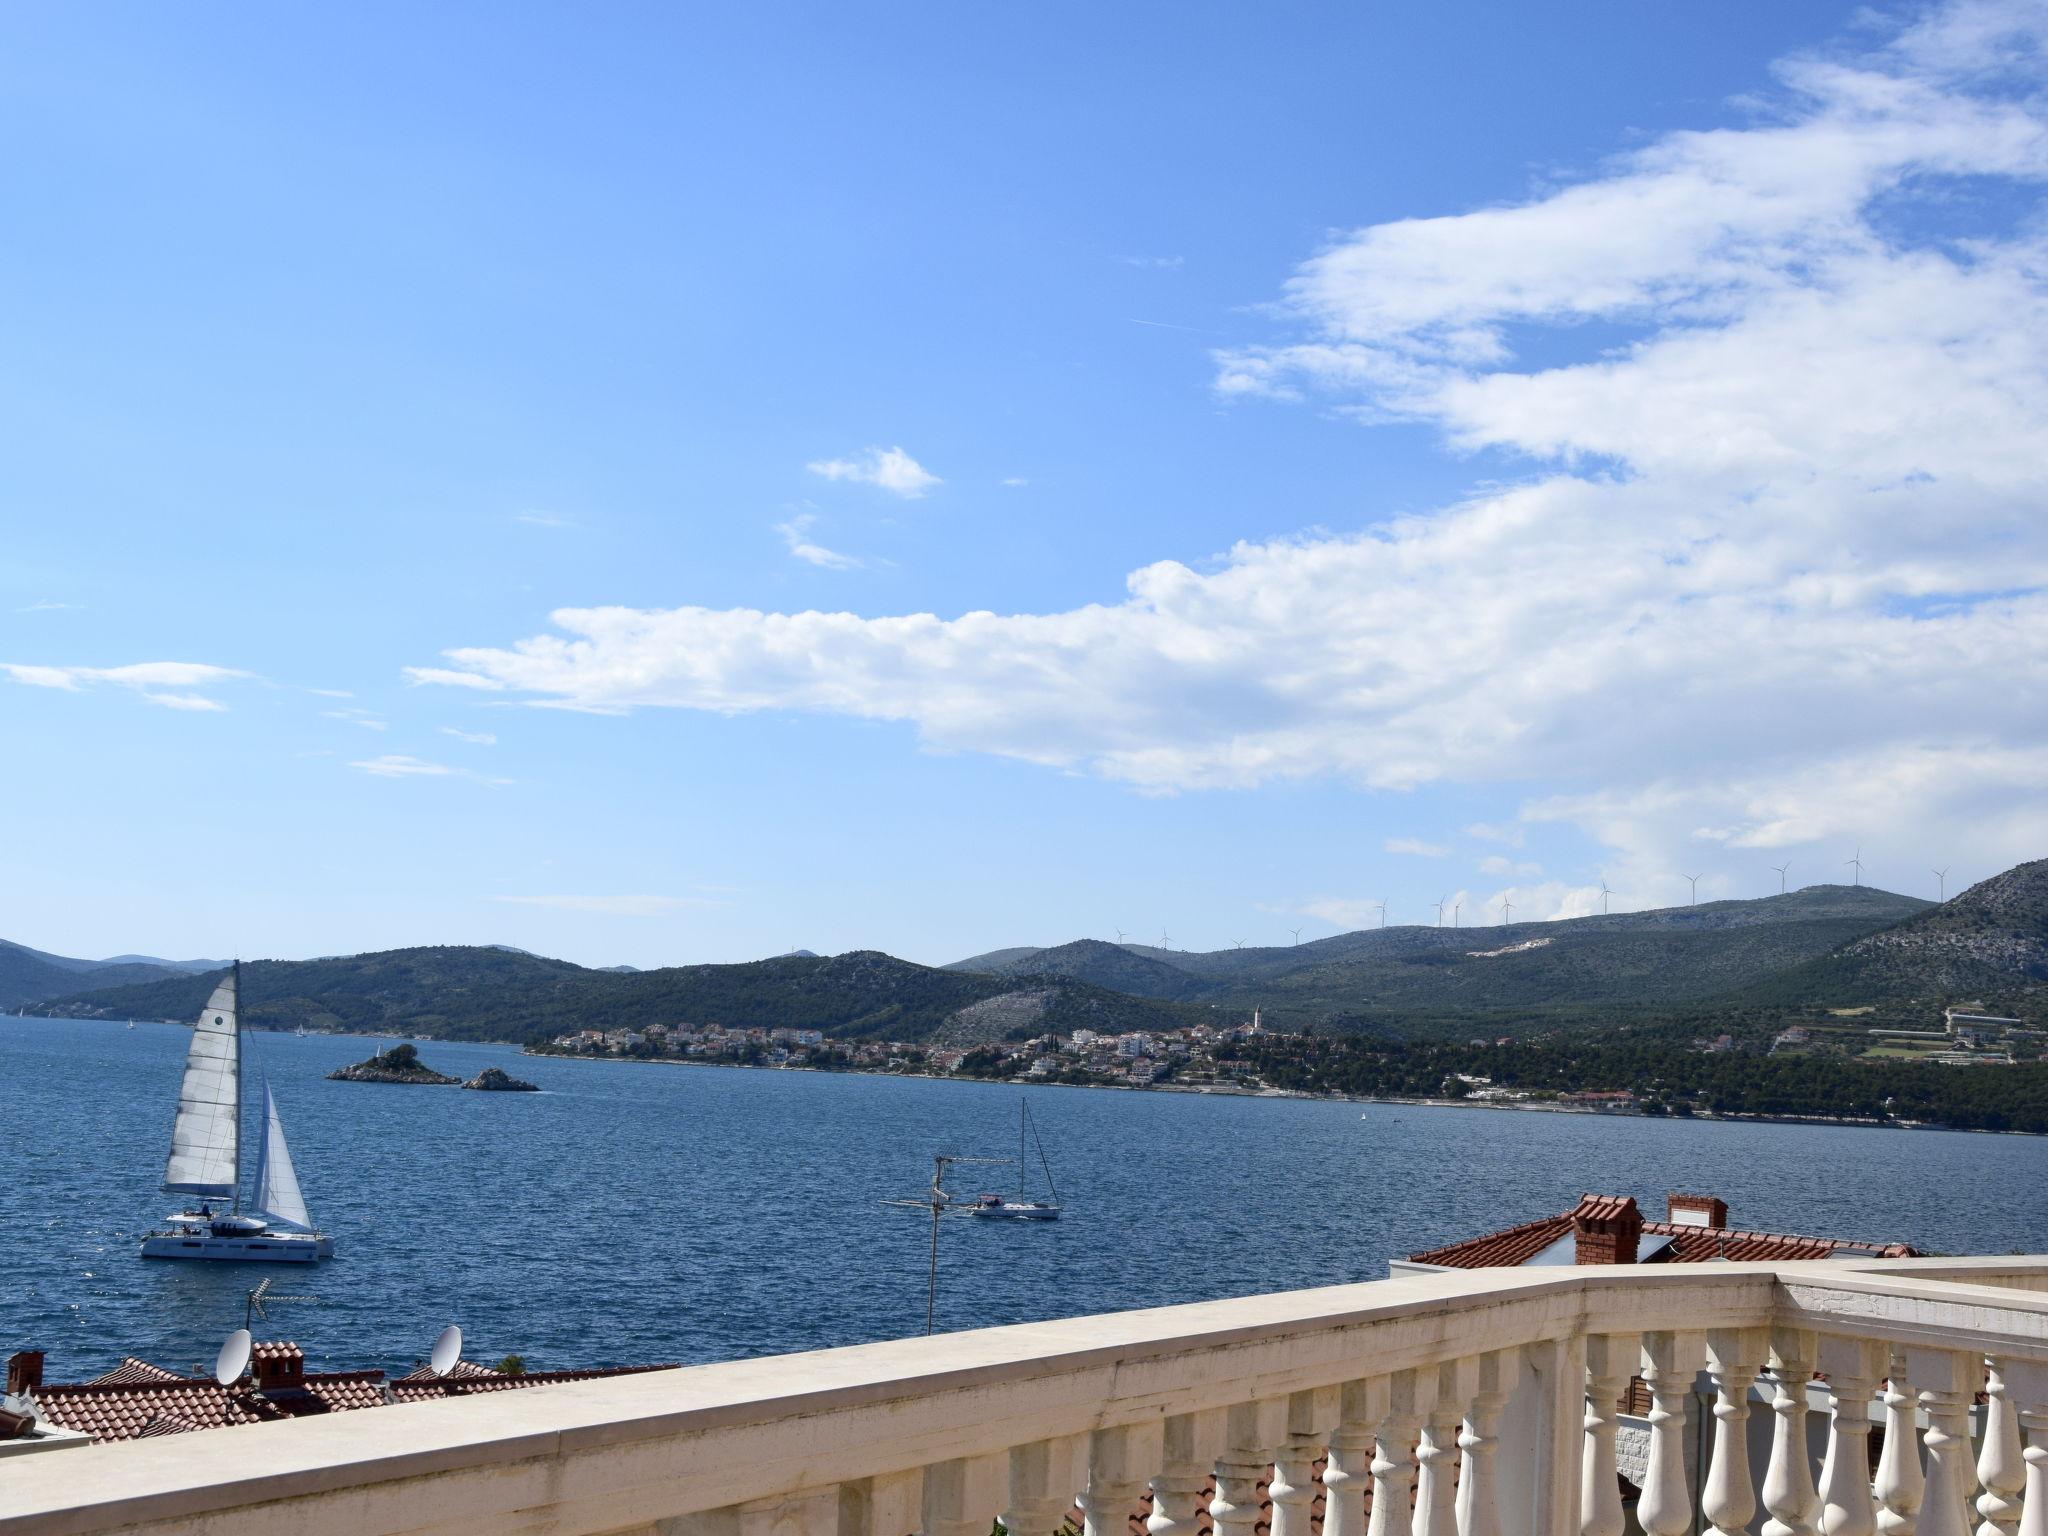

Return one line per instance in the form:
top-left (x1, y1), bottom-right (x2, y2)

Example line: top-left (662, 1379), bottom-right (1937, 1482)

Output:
top-left (41, 944), bottom-right (1191, 1045)
top-left (0, 940), bottom-right (190, 1009)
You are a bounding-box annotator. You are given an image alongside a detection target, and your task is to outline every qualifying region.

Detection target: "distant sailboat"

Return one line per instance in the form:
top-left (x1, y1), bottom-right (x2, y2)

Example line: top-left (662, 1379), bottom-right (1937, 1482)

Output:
top-left (968, 1100), bottom-right (1062, 1221)
top-left (139, 964), bottom-right (333, 1263)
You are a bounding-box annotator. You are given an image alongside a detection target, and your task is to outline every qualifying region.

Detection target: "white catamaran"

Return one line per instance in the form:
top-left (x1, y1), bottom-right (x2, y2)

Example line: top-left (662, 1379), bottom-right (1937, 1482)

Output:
top-left (140, 964), bottom-right (333, 1263)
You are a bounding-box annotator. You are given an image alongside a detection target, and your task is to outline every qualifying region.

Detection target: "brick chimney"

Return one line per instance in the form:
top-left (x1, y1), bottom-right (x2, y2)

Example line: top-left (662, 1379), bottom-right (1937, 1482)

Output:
top-left (5, 1350), bottom-right (42, 1395)
top-left (251, 1341), bottom-right (305, 1392)
top-left (1571, 1194), bottom-right (1643, 1265)
top-left (1667, 1193), bottom-right (1729, 1229)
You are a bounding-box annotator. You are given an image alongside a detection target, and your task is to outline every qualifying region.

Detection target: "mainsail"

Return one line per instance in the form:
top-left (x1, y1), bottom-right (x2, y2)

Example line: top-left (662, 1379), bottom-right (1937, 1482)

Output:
top-left (163, 971), bottom-right (239, 1196)
top-left (251, 1080), bottom-right (312, 1230)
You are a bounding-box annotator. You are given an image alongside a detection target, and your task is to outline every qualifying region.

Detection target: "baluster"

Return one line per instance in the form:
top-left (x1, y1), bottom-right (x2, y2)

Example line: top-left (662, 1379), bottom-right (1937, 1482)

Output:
top-left (1878, 1351), bottom-right (1925, 1536)
top-left (1369, 1366), bottom-right (1432, 1536)
top-left (1151, 1412), bottom-right (1224, 1536)
top-left (926, 1455), bottom-right (1008, 1536)
top-left (1580, 1333), bottom-right (1637, 1536)
top-left (1977, 1359), bottom-right (2025, 1536)
top-left (1414, 1358), bottom-right (1471, 1536)
top-left (1764, 1330), bottom-right (1822, 1536)
top-left (1704, 1328), bottom-right (1767, 1536)
top-left (1909, 1349), bottom-right (1982, 1536)
top-left (2006, 1362), bottom-right (2047, 1536)
top-left (1085, 1423), bottom-right (1165, 1536)
top-left (1212, 1401), bottom-right (1287, 1536)
top-left (1325, 1379), bottom-right (1388, 1536)
top-left (1638, 1331), bottom-right (1705, 1536)
top-left (1456, 1348), bottom-right (1516, 1536)
top-left (1010, 1436), bottom-right (1084, 1536)
top-left (842, 1471), bottom-right (924, 1536)
top-left (1817, 1336), bottom-right (1885, 1536)
top-left (1272, 1389), bottom-right (1338, 1536)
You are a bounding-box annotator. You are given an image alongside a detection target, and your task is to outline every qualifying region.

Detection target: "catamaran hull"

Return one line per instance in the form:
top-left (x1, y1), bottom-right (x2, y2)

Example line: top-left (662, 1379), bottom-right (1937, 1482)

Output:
top-left (139, 1232), bottom-right (332, 1263)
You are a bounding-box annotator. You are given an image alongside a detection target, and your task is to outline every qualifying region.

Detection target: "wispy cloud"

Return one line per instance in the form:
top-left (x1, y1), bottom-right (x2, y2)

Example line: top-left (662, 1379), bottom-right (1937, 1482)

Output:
top-left (323, 709), bottom-right (388, 731)
top-left (15, 600), bottom-right (79, 613)
top-left (1001, 477), bottom-right (1029, 488)
top-left (441, 727), bottom-right (498, 746)
top-left (487, 894), bottom-right (724, 916)
top-left (1385, 837), bottom-right (1449, 858)
top-left (2, 661), bottom-right (249, 711)
top-left (410, 3), bottom-right (2048, 895)
top-left (305, 687), bottom-right (354, 700)
top-left (806, 446), bottom-right (940, 499)
top-left (1478, 855), bottom-right (1544, 878)
top-left (774, 512), bottom-right (866, 570)
top-left (514, 511), bottom-right (578, 528)
top-left (349, 754), bottom-right (511, 785)
top-left (1120, 255), bottom-right (1185, 270)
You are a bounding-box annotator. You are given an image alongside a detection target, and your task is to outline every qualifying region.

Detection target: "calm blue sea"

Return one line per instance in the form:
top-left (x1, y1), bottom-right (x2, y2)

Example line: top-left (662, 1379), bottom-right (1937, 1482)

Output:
top-left (3, 1016), bottom-right (2044, 1381)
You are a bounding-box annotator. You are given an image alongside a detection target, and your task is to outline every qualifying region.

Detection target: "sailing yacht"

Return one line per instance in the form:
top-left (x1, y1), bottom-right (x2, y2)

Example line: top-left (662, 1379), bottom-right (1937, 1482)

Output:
top-left (139, 965), bottom-right (333, 1263)
top-left (968, 1099), bottom-right (1062, 1221)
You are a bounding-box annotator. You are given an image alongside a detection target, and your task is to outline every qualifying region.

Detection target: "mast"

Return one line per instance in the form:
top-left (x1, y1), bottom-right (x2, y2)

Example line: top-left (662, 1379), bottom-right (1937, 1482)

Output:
top-left (231, 959), bottom-right (243, 1212)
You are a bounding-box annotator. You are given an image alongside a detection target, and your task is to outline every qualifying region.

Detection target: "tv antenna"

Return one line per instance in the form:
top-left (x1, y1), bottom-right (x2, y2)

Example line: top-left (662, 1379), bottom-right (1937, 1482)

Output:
top-left (244, 1276), bottom-right (321, 1330)
top-left (428, 1325), bottom-right (463, 1378)
top-left (1374, 899), bottom-right (1389, 929)
top-left (1289, 927), bottom-right (1302, 946)
top-left (1770, 862), bottom-right (1790, 895)
top-left (1845, 846), bottom-right (1864, 887)
top-left (1599, 879), bottom-right (1612, 915)
top-left (881, 1153), bottom-right (1011, 1335)
top-left (213, 1329), bottom-right (252, 1386)
top-left (1431, 895), bottom-right (1447, 927)
top-left (1933, 866), bottom-right (1949, 902)
top-left (1683, 873), bottom-right (1701, 907)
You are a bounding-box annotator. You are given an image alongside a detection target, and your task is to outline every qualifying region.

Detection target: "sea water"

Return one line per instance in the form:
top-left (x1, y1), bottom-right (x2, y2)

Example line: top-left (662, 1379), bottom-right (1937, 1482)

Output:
top-left (2, 1016), bottom-right (2042, 1378)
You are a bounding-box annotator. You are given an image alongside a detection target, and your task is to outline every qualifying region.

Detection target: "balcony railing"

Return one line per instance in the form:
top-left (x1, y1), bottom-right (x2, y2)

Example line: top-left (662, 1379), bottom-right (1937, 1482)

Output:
top-left (5, 1256), bottom-right (2046, 1536)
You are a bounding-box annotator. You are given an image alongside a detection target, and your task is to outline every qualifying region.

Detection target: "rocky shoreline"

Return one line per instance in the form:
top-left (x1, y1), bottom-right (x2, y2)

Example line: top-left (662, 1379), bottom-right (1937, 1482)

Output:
top-left (327, 1043), bottom-right (459, 1086)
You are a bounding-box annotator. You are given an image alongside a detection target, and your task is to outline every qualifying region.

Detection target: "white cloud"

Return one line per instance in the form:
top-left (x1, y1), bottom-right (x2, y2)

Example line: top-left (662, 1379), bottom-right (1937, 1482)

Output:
top-left (324, 709), bottom-right (388, 730)
top-left (774, 513), bottom-right (865, 571)
top-left (514, 512), bottom-right (578, 528)
top-left (349, 754), bottom-right (511, 785)
top-left (1478, 855), bottom-right (1544, 878)
top-left (441, 727), bottom-right (498, 746)
top-left (1385, 837), bottom-right (1449, 857)
top-left (487, 894), bottom-right (723, 917)
top-left (305, 688), bottom-right (354, 700)
top-left (3, 661), bottom-right (249, 710)
top-left (1463, 822), bottom-right (1525, 847)
top-left (1120, 255), bottom-right (1185, 270)
top-left (1002, 477), bottom-right (1029, 487)
top-left (16, 600), bottom-right (79, 613)
top-left (412, 2), bottom-right (2048, 894)
top-left (806, 446), bottom-right (941, 499)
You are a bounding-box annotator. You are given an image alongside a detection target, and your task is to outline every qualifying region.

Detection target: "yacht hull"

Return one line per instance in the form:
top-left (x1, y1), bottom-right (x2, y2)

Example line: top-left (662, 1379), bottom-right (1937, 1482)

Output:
top-left (139, 1232), bottom-right (332, 1263)
top-left (969, 1203), bottom-right (1061, 1221)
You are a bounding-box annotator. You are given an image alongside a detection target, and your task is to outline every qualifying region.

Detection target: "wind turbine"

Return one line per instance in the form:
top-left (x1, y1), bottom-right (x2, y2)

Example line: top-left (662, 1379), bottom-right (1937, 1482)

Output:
top-left (1289, 927), bottom-right (1303, 946)
top-left (1683, 873), bottom-right (1701, 907)
top-left (1231, 938), bottom-right (1246, 950)
top-left (1770, 863), bottom-right (1789, 895)
top-left (1599, 879), bottom-right (1612, 916)
top-left (1452, 900), bottom-right (1462, 928)
top-left (1499, 895), bottom-right (1513, 928)
top-left (1114, 928), bottom-right (1128, 946)
top-left (1432, 895), bottom-right (1447, 927)
top-left (1374, 899), bottom-right (1389, 929)
top-left (1845, 846), bottom-right (1864, 887)
top-left (1933, 867), bottom-right (1949, 902)
top-left (1159, 928), bottom-right (1171, 951)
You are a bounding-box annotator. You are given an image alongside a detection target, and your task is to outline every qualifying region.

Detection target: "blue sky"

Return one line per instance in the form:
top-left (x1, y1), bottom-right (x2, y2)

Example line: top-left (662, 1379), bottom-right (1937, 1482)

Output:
top-left (5, 1), bottom-right (2046, 967)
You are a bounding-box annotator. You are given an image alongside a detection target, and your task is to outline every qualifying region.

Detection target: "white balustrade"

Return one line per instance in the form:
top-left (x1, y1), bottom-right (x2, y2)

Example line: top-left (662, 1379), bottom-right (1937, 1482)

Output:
top-left (1704, 1327), bottom-right (1766, 1536)
top-left (1817, 1335), bottom-right (1884, 1536)
top-left (1764, 1330), bottom-right (1823, 1536)
top-left (1878, 1349), bottom-right (1926, 1536)
top-left (4, 1257), bottom-right (2047, 1536)
top-left (1580, 1332), bottom-right (1636, 1536)
top-left (1913, 1348), bottom-right (1985, 1536)
top-left (1981, 1360), bottom-right (2027, 1536)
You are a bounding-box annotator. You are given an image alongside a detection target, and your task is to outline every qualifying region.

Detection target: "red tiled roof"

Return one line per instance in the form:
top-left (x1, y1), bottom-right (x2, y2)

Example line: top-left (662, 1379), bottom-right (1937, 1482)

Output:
top-left (1408, 1195), bottom-right (1918, 1269)
top-left (87, 1357), bottom-right (187, 1386)
top-left (389, 1362), bottom-right (673, 1403)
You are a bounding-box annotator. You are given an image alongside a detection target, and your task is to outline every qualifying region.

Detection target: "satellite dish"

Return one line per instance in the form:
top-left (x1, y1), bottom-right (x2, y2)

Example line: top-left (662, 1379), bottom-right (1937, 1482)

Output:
top-left (429, 1324), bottom-right (462, 1378)
top-left (214, 1328), bottom-right (252, 1386)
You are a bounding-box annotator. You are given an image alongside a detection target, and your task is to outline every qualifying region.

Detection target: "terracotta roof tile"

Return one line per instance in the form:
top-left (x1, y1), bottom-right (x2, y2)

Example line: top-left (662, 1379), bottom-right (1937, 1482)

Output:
top-left (1408, 1195), bottom-right (1918, 1269)
top-left (87, 1357), bottom-right (187, 1386)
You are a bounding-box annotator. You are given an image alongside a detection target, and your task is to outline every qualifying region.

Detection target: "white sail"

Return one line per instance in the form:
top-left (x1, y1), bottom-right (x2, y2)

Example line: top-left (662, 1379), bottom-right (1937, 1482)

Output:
top-left (163, 972), bottom-right (239, 1196)
top-left (251, 1080), bottom-right (312, 1230)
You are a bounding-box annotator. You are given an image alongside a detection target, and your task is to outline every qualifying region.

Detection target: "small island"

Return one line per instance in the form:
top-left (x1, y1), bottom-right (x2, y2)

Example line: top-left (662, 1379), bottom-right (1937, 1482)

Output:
top-left (327, 1043), bottom-right (460, 1086)
top-left (463, 1066), bottom-right (538, 1092)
